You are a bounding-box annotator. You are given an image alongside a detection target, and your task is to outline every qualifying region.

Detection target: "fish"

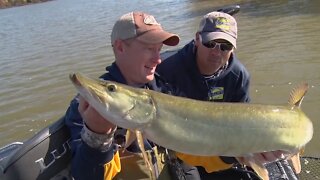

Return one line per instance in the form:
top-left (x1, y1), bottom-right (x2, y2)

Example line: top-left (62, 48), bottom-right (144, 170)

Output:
top-left (69, 73), bottom-right (313, 180)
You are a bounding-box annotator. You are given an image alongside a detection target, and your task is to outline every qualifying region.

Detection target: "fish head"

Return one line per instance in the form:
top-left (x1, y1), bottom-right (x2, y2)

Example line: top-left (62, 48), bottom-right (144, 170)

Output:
top-left (70, 73), bottom-right (156, 130)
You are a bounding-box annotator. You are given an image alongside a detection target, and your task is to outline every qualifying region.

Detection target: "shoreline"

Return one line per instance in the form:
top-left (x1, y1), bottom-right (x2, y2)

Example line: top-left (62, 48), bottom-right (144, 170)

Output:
top-left (0, 0), bottom-right (53, 9)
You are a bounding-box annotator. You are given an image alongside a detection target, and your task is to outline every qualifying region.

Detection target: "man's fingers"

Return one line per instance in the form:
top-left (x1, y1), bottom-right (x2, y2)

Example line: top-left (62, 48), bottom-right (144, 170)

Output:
top-left (260, 152), bottom-right (278, 163)
top-left (251, 153), bottom-right (267, 164)
top-left (253, 150), bottom-right (287, 165)
top-left (273, 150), bottom-right (287, 159)
top-left (78, 96), bottom-right (89, 114)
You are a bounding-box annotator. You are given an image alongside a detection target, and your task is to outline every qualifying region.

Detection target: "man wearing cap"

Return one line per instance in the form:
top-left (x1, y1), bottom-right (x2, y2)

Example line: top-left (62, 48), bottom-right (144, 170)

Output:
top-left (64, 11), bottom-right (182, 180)
top-left (157, 11), bottom-right (247, 103)
top-left (157, 11), bottom-right (289, 179)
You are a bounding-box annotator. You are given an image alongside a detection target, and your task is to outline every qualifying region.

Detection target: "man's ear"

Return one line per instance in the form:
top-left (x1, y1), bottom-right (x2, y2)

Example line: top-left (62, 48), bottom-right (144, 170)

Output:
top-left (113, 39), bottom-right (124, 53)
top-left (195, 32), bottom-right (201, 47)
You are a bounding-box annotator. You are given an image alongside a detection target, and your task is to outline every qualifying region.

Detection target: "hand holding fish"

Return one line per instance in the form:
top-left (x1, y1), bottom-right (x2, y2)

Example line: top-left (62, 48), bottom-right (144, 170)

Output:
top-left (236, 150), bottom-right (294, 180)
top-left (78, 95), bottom-right (116, 134)
top-left (238, 150), bottom-right (286, 165)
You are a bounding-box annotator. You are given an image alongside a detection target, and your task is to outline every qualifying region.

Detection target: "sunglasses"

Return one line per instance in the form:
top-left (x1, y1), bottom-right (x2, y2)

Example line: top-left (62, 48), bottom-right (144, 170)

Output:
top-left (202, 41), bottom-right (233, 51)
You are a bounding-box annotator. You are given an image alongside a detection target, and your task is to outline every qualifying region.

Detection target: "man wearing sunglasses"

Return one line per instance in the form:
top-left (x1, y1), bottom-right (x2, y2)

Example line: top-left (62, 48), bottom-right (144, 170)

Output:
top-left (157, 11), bottom-right (249, 103)
top-left (156, 12), bottom-right (295, 180)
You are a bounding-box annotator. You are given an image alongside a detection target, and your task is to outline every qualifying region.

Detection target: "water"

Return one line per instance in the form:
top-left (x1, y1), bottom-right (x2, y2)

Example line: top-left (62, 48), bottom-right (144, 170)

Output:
top-left (0, 0), bottom-right (319, 157)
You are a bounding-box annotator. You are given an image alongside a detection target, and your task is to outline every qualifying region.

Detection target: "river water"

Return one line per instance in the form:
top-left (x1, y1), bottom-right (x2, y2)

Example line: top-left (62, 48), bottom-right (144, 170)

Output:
top-left (0, 0), bottom-right (319, 157)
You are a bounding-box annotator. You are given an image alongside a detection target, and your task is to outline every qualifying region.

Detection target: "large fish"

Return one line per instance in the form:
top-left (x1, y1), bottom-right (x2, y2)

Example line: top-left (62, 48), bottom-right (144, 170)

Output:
top-left (69, 73), bottom-right (313, 180)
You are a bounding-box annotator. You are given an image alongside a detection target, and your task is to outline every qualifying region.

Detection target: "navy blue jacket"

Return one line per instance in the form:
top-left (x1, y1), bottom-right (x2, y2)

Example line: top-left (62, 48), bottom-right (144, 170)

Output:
top-left (157, 40), bottom-right (250, 103)
top-left (64, 62), bottom-right (179, 179)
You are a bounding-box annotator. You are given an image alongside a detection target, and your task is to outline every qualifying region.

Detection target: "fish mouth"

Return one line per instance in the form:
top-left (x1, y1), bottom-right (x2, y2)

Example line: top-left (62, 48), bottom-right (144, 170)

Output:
top-left (70, 73), bottom-right (101, 92)
top-left (70, 73), bottom-right (92, 90)
top-left (70, 73), bottom-right (81, 86)
top-left (70, 73), bottom-right (136, 117)
top-left (70, 73), bottom-right (108, 106)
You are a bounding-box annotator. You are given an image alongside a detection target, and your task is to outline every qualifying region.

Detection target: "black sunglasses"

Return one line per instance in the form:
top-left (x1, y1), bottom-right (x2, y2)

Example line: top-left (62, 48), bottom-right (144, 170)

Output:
top-left (202, 41), bottom-right (233, 51)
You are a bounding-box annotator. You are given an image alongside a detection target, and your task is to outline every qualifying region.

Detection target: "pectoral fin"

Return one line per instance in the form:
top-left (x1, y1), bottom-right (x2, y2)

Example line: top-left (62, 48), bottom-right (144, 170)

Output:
top-left (237, 156), bottom-right (269, 180)
top-left (135, 130), bottom-right (156, 180)
top-left (124, 130), bottom-right (137, 149)
top-left (289, 153), bottom-right (301, 174)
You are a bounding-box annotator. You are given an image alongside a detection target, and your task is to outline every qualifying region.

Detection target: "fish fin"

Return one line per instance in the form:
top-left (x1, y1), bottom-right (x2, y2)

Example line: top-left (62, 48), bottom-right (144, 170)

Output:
top-left (289, 153), bottom-right (301, 174)
top-left (299, 147), bottom-right (305, 155)
top-left (124, 130), bottom-right (137, 149)
top-left (287, 83), bottom-right (308, 174)
top-left (236, 156), bottom-right (269, 180)
top-left (135, 130), bottom-right (156, 180)
top-left (288, 82), bottom-right (308, 107)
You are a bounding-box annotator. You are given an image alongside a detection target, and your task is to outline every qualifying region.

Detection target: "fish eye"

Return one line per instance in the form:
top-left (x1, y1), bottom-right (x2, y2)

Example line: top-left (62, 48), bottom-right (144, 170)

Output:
top-left (107, 84), bottom-right (117, 92)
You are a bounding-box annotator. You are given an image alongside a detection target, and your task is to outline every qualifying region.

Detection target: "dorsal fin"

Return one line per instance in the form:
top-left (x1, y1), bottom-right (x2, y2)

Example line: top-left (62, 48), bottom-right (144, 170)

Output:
top-left (288, 82), bottom-right (309, 107)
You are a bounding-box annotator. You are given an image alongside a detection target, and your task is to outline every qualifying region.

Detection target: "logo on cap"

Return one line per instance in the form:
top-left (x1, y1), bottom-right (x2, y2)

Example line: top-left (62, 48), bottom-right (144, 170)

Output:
top-left (215, 17), bottom-right (231, 31)
top-left (144, 15), bottom-right (160, 25)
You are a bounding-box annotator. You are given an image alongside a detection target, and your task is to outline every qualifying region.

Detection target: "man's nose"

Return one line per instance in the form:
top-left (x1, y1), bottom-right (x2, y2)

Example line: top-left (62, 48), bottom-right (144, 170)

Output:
top-left (152, 52), bottom-right (162, 64)
top-left (210, 45), bottom-right (221, 55)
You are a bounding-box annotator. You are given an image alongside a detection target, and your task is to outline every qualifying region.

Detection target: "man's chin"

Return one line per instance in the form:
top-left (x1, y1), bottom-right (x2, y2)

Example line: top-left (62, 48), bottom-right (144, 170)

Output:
top-left (145, 74), bottom-right (155, 82)
top-left (209, 61), bottom-right (223, 69)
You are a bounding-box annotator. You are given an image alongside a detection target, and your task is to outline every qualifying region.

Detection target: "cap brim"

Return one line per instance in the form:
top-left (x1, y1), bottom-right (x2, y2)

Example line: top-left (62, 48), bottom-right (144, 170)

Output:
top-left (201, 32), bottom-right (236, 48)
top-left (136, 30), bottom-right (180, 46)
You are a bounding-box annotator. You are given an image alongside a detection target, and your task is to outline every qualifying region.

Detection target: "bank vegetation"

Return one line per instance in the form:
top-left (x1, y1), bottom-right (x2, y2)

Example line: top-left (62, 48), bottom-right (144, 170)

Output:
top-left (0, 0), bottom-right (52, 9)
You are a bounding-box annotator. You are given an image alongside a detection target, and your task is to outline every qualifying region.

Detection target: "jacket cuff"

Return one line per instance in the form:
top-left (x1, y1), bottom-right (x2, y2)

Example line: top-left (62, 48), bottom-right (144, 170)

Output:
top-left (81, 123), bottom-right (116, 152)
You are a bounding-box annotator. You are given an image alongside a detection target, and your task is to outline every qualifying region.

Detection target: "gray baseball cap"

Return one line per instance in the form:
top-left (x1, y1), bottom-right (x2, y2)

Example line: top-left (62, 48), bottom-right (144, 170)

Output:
top-left (111, 12), bottom-right (179, 46)
top-left (198, 12), bottom-right (237, 48)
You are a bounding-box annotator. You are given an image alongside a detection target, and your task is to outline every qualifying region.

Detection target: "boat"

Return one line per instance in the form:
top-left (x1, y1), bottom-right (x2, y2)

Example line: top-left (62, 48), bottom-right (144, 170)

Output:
top-left (0, 117), bottom-right (72, 180)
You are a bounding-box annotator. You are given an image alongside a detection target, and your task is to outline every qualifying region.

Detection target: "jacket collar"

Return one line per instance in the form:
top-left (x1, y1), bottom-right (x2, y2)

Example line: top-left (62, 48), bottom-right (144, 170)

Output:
top-left (103, 62), bottom-right (156, 89)
top-left (104, 62), bottom-right (127, 84)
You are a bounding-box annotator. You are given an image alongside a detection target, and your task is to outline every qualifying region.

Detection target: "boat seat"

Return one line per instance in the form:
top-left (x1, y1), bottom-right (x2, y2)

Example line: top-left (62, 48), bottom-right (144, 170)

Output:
top-left (0, 117), bottom-right (72, 180)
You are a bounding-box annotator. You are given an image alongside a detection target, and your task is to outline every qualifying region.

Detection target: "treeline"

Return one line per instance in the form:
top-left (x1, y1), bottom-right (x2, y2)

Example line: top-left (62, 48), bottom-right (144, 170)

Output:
top-left (0, 0), bottom-right (52, 9)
